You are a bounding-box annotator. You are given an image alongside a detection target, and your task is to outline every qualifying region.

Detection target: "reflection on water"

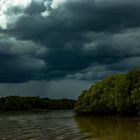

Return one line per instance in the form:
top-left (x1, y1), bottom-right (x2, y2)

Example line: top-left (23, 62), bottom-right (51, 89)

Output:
top-left (75, 115), bottom-right (140, 140)
top-left (0, 110), bottom-right (140, 140)
top-left (0, 110), bottom-right (92, 140)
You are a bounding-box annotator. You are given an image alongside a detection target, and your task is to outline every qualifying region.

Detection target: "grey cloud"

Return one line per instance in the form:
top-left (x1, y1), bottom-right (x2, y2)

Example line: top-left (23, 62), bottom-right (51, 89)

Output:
top-left (25, 0), bottom-right (46, 15)
top-left (0, 0), bottom-right (140, 83)
top-left (0, 34), bottom-right (47, 83)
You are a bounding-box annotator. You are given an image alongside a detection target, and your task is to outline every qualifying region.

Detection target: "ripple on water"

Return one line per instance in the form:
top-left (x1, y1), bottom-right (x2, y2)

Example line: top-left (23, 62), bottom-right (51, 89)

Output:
top-left (0, 110), bottom-right (93, 140)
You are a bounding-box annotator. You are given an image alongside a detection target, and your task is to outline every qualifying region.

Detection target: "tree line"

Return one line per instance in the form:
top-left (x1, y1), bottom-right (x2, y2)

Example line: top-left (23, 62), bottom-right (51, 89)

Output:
top-left (0, 96), bottom-right (75, 111)
top-left (74, 70), bottom-right (140, 116)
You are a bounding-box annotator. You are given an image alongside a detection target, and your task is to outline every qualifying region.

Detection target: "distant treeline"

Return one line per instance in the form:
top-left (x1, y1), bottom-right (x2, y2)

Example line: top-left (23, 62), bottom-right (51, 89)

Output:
top-left (74, 70), bottom-right (140, 116)
top-left (0, 96), bottom-right (75, 111)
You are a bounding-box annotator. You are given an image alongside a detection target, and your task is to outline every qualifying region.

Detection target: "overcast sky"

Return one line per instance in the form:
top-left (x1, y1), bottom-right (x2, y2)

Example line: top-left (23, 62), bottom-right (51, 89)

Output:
top-left (0, 0), bottom-right (140, 98)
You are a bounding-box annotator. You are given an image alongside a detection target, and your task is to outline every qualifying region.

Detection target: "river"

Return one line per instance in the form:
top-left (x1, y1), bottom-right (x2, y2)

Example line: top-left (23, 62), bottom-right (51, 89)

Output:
top-left (0, 110), bottom-right (140, 140)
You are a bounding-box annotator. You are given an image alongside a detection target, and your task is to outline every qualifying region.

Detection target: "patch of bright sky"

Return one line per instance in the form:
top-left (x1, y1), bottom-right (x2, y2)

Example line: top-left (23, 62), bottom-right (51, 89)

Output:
top-left (41, 0), bottom-right (67, 17)
top-left (0, 0), bottom-right (68, 28)
top-left (0, 0), bottom-right (31, 29)
top-left (51, 0), bottom-right (67, 9)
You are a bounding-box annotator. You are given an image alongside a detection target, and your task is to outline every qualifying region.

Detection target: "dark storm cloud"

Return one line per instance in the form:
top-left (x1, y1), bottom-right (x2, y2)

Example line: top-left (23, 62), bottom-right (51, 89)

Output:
top-left (11, 0), bottom-right (140, 38)
top-left (0, 33), bottom-right (46, 82)
top-left (25, 1), bottom-right (46, 15)
top-left (1, 0), bottom-right (140, 83)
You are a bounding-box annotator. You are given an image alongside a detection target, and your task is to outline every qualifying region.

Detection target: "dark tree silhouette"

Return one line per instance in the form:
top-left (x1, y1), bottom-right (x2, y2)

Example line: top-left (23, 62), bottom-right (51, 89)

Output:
top-left (0, 96), bottom-right (75, 111)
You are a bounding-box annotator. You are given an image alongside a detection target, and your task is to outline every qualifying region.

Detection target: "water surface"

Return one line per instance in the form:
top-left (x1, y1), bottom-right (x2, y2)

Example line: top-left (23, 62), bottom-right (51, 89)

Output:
top-left (0, 110), bottom-right (140, 140)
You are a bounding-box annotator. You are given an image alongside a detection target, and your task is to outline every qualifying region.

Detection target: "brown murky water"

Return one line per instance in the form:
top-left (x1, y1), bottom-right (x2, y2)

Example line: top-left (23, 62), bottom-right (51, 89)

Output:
top-left (0, 110), bottom-right (140, 140)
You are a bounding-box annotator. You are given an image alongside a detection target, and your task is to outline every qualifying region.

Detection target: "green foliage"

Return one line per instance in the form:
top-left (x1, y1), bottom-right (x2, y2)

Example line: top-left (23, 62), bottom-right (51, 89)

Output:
top-left (74, 70), bottom-right (140, 115)
top-left (0, 96), bottom-right (75, 111)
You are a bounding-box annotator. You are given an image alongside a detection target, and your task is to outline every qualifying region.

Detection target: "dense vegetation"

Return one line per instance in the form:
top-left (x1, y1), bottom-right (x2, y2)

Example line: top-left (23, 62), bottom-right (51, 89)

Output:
top-left (74, 70), bottom-right (140, 115)
top-left (0, 96), bottom-right (75, 111)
